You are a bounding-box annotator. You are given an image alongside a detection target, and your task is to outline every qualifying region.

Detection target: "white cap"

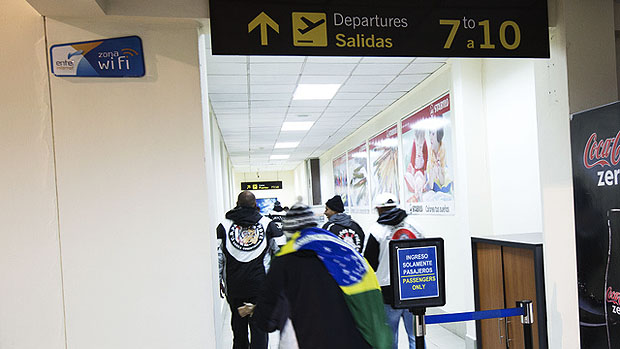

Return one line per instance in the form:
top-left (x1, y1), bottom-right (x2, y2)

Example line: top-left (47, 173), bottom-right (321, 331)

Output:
top-left (375, 192), bottom-right (399, 208)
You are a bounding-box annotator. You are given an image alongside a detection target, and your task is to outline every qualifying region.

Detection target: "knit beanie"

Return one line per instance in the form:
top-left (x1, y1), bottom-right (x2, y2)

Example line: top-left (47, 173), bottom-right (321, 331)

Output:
top-left (282, 203), bottom-right (318, 233)
top-left (325, 195), bottom-right (345, 213)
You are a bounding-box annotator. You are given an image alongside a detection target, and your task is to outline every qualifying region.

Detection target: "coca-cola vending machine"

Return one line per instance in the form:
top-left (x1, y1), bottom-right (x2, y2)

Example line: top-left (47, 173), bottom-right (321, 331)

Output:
top-left (570, 102), bottom-right (620, 348)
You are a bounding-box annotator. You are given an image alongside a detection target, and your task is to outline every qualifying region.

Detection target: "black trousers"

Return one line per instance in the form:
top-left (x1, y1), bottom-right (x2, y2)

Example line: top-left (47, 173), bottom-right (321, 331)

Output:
top-left (227, 296), bottom-right (268, 349)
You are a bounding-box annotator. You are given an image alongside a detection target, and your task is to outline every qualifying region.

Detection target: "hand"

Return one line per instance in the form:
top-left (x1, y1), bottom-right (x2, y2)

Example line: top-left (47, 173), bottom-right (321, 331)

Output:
top-left (237, 302), bottom-right (256, 318)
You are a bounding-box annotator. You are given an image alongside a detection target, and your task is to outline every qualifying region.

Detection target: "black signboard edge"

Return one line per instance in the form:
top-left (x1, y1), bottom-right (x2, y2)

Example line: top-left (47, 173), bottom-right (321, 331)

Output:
top-left (389, 237), bottom-right (446, 309)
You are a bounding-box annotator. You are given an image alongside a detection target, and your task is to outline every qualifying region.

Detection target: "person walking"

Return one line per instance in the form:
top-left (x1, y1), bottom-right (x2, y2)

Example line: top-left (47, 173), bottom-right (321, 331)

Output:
top-left (364, 193), bottom-right (425, 349)
top-left (249, 203), bottom-right (392, 349)
top-left (217, 190), bottom-right (283, 349)
top-left (322, 195), bottom-right (367, 253)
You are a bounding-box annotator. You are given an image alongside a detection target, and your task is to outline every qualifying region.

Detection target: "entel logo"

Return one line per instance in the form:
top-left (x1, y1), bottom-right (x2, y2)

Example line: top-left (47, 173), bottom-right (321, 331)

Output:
top-left (583, 131), bottom-right (620, 169)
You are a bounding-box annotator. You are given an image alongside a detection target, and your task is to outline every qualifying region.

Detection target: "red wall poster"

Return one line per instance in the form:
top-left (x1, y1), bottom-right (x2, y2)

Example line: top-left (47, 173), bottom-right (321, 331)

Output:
top-left (401, 94), bottom-right (454, 215)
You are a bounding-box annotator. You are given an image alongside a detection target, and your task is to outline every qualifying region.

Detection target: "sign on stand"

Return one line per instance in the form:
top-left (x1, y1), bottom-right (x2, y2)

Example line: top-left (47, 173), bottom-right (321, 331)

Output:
top-left (390, 238), bottom-right (446, 309)
top-left (209, 0), bottom-right (549, 57)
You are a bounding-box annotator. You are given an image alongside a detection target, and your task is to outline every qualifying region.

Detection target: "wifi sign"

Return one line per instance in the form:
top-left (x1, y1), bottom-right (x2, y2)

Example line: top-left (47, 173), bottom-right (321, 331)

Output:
top-left (121, 48), bottom-right (139, 57)
top-left (50, 36), bottom-right (145, 77)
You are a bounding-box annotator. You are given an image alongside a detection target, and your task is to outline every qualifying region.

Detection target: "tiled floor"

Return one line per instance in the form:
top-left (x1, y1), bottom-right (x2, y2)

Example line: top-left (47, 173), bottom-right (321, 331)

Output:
top-left (219, 307), bottom-right (466, 349)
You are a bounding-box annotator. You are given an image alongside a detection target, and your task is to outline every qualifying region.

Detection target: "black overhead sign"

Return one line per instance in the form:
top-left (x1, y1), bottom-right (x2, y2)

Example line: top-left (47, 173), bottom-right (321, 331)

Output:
top-left (209, 0), bottom-right (549, 58)
top-left (241, 181), bottom-right (283, 190)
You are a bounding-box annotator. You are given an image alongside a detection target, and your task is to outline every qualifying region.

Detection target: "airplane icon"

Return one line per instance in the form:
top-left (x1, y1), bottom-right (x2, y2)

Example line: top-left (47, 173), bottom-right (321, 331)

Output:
top-left (292, 12), bottom-right (328, 47)
top-left (298, 16), bottom-right (326, 34)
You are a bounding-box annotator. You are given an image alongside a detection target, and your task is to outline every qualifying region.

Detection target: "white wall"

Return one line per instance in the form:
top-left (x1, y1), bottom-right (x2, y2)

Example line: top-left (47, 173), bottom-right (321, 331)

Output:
top-left (482, 59), bottom-right (543, 235)
top-left (0, 1), bottom-right (66, 348)
top-left (232, 170), bottom-right (298, 208)
top-left (44, 16), bottom-right (219, 349)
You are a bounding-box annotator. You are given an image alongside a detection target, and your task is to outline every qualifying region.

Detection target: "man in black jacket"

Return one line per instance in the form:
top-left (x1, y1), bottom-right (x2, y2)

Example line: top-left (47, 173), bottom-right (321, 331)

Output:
top-left (322, 195), bottom-right (366, 253)
top-left (217, 191), bottom-right (282, 349)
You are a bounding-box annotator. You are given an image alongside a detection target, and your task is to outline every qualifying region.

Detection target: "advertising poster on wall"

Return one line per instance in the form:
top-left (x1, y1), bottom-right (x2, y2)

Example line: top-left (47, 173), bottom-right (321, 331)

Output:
top-left (401, 94), bottom-right (454, 215)
top-left (348, 143), bottom-right (370, 212)
top-left (570, 102), bottom-right (620, 348)
top-left (369, 125), bottom-right (400, 207)
top-left (333, 153), bottom-right (349, 208)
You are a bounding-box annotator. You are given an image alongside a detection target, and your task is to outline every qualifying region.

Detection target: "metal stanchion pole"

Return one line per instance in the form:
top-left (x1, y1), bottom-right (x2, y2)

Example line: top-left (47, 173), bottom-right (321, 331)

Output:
top-left (517, 300), bottom-right (534, 349)
top-left (412, 308), bottom-right (426, 348)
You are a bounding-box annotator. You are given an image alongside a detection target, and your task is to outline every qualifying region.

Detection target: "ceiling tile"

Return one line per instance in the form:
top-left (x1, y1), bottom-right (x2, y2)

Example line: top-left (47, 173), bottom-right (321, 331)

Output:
top-left (383, 83), bottom-right (418, 92)
top-left (250, 63), bottom-right (303, 75)
top-left (250, 93), bottom-right (291, 101)
top-left (366, 99), bottom-right (393, 107)
top-left (251, 100), bottom-right (290, 108)
top-left (208, 75), bottom-right (247, 85)
top-left (360, 57), bottom-right (415, 64)
top-left (249, 84), bottom-right (296, 94)
top-left (207, 62), bottom-right (247, 75)
top-left (306, 57), bottom-right (362, 63)
top-left (207, 54), bottom-right (247, 63)
top-left (302, 63), bottom-right (357, 76)
top-left (391, 74), bottom-right (427, 85)
top-left (338, 83), bottom-right (385, 93)
top-left (298, 75), bottom-right (349, 84)
top-left (210, 93), bottom-right (248, 102)
top-left (352, 63), bottom-right (408, 75)
top-left (250, 75), bottom-right (299, 85)
top-left (402, 62), bottom-right (444, 74)
top-left (375, 91), bottom-right (407, 100)
top-left (289, 99), bottom-right (331, 107)
top-left (209, 84), bottom-right (248, 94)
top-left (334, 92), bottom-right (378, 100)
top-left (249, 56), bottom-right (305, 63)
top-left (346, 75), bottom-right (396, 85)
top-left (329, 99), bottom-right (368, 108)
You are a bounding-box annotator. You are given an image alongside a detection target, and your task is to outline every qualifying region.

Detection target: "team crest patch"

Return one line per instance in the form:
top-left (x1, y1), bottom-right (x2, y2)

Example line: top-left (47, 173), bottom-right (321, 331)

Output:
top-left (229, 223), bottom-right (265, 251)
top-left (338, 229), bottom-right (361, 251)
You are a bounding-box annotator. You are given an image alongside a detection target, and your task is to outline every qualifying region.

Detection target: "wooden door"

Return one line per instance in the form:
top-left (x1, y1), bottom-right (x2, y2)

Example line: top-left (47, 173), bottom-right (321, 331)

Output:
top-left (502, 246), bottom-right (539, 349)
top-left (476, 243), bottom-right (506, 349)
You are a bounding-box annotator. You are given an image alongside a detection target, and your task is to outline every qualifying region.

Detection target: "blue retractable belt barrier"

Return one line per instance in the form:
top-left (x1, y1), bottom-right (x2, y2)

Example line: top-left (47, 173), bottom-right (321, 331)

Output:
top-left (425, 307), bottom-right (525, 325)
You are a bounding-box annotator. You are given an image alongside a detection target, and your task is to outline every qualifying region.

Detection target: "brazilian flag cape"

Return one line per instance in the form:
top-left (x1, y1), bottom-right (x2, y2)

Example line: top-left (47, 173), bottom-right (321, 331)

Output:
top-left (277, 227), bottom-right (392, 349)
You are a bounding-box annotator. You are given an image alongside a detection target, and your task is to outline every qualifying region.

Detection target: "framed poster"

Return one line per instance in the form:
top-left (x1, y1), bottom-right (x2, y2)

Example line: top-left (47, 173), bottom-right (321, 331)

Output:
top-left (401, 93), bottom-right (454, 215)
top-left (369, 124), bottom-right (400, 207)
top-left (333, 153), bottom-right (349, 209)
top-left (348, 142), bottom-right (370, 212)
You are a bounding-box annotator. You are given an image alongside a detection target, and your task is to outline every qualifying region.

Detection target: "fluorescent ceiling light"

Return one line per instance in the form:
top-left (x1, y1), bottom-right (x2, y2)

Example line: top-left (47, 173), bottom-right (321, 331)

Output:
top-left (293, 84), bottom-right (341, 100)
top-left (270, 154), bottom-right (290, 160)
top-left (281, 121), bottom-right (314, 131)
top-left (274, 142), bottom-right (299, 149)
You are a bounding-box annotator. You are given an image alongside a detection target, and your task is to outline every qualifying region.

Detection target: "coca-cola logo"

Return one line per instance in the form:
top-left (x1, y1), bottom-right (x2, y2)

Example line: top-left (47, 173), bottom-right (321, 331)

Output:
top-left (607, 287), bottom-right (620, 306)
top-left (583, 131), bottom-right (620, 169)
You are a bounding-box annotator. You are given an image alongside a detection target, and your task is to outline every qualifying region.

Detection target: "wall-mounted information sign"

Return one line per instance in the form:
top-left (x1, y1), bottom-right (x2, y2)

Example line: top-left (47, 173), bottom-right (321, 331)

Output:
top-left (50, 36), bottom-right (145, 77)
top-left (241, 181), bottom-right (283, 190)
top-left (209, 0), bottom-right (549, 58)
top-left (389, 238), bottom-right (446, 309)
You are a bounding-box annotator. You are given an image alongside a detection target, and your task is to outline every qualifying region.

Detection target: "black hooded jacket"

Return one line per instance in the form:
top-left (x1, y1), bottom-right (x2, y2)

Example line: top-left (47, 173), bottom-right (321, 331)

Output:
top-left (217, 206), bottom-right (282, 298)
top-left (321, 213), bottom-right (366, 253)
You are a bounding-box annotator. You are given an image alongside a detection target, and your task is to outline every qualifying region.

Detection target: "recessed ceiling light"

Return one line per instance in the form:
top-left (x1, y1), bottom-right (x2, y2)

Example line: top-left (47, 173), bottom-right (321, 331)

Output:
top-left (281, 121), bottom-right (314, 131)
top-left (293, 84), bottom-right (341, 100)
top-left (270, 154), bottom-right (290, 160)
top-left (274, 142), bottom-right (299, 149)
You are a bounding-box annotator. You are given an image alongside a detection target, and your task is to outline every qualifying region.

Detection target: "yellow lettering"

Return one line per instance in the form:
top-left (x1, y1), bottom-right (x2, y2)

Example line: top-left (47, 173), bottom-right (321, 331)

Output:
top-left (467, 40), bottom-right (475, 49)
top-left (385, 38), bottom-right (392, 48)
top-left (336, 33), bottom-right (346, 47)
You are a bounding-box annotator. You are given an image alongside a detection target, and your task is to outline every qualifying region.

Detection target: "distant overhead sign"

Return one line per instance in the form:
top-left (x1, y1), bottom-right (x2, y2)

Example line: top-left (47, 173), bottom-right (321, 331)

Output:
top-left (209, 0), bottom-right (549, 58)
top-left (241, 181), bottom-right (283, 190)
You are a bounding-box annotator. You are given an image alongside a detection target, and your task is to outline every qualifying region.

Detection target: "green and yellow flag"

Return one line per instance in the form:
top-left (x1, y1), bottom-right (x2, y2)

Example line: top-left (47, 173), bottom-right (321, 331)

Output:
top-left (277, 227), bottom-right (392, 349)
